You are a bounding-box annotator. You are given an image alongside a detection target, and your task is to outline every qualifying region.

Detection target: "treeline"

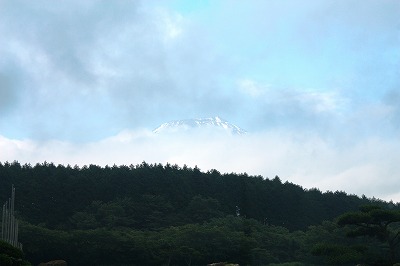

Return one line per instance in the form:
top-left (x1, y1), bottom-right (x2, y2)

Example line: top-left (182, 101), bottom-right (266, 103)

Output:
top-left (0, 161), bottom-right (398, 265)
top-left (0, 161), bottom-right (388, 231)
top-left (18, 217), bottom-right (386, 265)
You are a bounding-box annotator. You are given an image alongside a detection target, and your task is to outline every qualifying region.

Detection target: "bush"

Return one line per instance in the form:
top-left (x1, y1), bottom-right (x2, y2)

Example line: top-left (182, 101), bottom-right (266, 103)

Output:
top-left (0, 240), bottom-right (32, 265)
top-left (0, 240), bottom-right (23, 259)
top-left (268, 263), bottom-right (305, 266)
top-left (0, 253), bottom-right (13, 266)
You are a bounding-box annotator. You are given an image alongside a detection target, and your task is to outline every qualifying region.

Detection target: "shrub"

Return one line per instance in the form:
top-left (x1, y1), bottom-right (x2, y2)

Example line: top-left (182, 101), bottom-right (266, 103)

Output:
top-left (0, 240), bottom-right (24, 259)
top-left (0, 253), bottom-right (13, 266)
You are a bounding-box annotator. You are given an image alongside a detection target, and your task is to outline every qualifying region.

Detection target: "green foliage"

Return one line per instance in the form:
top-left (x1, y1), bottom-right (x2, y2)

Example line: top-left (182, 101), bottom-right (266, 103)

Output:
top-left (1, 161), bottom-right (398, 265)
top-left (186, 195), bottom-right (224, 223)
top-left (0, 240), bottom-right (31, 266)
top-left (0, 161), bottom-right (388, 231)
top-left (311, 243), bottom-right (365, 264)
top-left (0, 240), bottom-right (23, 259)
top-left (0, 253), bottom-right (13, 266)
top-left (18, 216), bottom-right (304, 265)
top-left (268, 263), bottom-right (305, 266)
top-left (337, 205), bottom-right (400, 264)
top-left (16, 210), bottom-right (394, 265)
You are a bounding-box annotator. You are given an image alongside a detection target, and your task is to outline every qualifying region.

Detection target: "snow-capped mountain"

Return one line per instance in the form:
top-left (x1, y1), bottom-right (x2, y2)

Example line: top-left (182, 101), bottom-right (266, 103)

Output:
top-left (153, 116), bottom-right (247, 135)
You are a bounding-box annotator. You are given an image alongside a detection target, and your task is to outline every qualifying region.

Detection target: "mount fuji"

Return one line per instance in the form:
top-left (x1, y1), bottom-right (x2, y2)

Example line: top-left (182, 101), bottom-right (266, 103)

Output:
top-left (153, 116), bottom-right (247, 135)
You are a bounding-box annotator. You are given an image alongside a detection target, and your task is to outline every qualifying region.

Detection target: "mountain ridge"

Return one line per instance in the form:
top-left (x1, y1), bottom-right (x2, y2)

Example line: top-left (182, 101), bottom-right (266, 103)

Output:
top-left (153, 116), bottom-right (247, 135)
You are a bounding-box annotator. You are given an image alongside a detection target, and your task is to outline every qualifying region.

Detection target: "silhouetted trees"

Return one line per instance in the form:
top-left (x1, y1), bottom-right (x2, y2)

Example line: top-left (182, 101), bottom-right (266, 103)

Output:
top-left (1, 161), bottom-right (398, 265)
top-left (338, 205), bottom-right (400, 264)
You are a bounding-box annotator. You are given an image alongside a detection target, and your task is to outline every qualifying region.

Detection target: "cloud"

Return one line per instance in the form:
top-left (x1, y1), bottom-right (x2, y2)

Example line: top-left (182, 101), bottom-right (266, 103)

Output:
top-left (0, 1), bottom-right (239, 140)
top-left (0, 72), bottom-right (18, 113)
top-left (234, 78), bottom-right (351, 134)
top-left (1, 0), bottom-right (399, 140)
top-left (2, 128), bottom-right (400, 202)
top-left (237, 79), bottom-right (268, 97)
top-left (1, 0), bottom-right (400, 204)
top-left (382, 89), bottom-right (400, 130)
top-left (206, 0), bottom-right (400, 92)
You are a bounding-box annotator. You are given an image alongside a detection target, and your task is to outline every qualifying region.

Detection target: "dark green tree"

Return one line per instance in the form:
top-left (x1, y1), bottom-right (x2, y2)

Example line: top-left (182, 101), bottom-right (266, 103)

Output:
top-left (185, 195), bottom-right (223, 223)
top-left (0, 240), bottom-right (31, 266)
top-left (338, 205), bottom-right (400, 264)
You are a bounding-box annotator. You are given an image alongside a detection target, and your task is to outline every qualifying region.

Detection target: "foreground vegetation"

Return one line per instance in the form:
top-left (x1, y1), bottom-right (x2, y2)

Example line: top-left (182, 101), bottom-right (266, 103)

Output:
top-left (1, 161), bottom-right (400, 265)
top-left (0, 240), bottom-right (31, 266)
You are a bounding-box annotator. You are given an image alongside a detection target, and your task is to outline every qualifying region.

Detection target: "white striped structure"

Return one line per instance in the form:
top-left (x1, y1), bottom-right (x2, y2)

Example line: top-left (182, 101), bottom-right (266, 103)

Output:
top-left (1, 185), bottom-right (22, 250)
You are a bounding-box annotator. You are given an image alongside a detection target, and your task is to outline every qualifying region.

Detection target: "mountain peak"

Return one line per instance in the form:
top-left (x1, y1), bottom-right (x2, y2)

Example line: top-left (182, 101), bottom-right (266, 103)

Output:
top-left (153, 117), bottom-right (247, 135)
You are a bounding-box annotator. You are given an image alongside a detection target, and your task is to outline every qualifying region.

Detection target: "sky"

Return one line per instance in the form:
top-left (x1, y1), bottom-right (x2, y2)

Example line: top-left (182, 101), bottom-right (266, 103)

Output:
top-left (1, 0), bottom-right (400, 201)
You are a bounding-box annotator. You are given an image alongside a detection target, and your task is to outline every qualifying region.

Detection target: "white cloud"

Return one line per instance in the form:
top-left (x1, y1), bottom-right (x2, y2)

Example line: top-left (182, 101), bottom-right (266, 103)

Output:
top-left (158, 9), bottom-right (184, 41)
top-left (1, 0), bottom-right (399, 140)
top-left (235, 78), bottom-right (350, 133)
top-left (237, 79), bottom-right (267, 97)
top-left (293, 90), bottom-right (347, 113)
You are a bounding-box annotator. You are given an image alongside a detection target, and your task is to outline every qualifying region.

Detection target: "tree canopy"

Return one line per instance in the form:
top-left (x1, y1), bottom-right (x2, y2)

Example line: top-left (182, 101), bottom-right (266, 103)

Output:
top-left (1, 161), bottom-right (398, 265)
top-left (338, 205), bottom-right (400, 264)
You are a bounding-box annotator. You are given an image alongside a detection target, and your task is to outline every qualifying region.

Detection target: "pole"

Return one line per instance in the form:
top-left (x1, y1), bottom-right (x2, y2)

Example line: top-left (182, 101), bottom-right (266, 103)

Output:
top-left (1, 185), bottom-right (22, 249)
top-left (1, 203), bottom-right (5, 240)
top-left (11, 186), bottom-right (15, 246)
top-left (15, 220), bottom-right (18, 247)
top-left (7, 199), bottom-right (11, 242)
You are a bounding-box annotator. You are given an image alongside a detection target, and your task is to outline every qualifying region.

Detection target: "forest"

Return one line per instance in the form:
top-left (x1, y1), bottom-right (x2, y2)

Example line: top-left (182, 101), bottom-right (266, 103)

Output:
top-left (1, 161), bottom-right (400, 265)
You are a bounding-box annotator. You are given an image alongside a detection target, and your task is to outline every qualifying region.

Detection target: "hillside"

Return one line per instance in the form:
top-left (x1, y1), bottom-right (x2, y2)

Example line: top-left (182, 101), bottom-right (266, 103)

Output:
top-left (0, 161), bottom-right (389, 231)
top-left (0, 161), bottom-right (398, 265)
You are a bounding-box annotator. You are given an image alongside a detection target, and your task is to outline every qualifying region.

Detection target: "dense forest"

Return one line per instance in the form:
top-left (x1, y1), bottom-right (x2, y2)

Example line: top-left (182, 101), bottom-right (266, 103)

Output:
top-left (1, 161), bottom-right (400, 265)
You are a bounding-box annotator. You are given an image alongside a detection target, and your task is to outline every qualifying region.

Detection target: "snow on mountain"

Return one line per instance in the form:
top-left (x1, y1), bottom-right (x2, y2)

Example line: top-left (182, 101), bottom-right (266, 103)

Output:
top-left (153, 116), bottom-right (247, 135)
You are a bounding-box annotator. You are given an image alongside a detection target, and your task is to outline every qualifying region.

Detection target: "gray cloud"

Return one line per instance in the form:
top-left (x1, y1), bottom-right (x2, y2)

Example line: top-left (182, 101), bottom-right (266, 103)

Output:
top-left (0, 0), bottom-right (238, 140)
top-left (234, 79), bottom-right (348, 135)
top-left (382, 89), bottom-right (400, 132)
top-left (0, 73), bottom-right (17, 113)
top-left (0, 0), bottom-right (399, 144)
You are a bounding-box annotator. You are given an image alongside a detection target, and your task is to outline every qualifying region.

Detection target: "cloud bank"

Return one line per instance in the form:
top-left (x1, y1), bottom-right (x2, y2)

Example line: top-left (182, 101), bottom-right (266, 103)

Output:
top-left (1, 0), bottom-right (399, 140)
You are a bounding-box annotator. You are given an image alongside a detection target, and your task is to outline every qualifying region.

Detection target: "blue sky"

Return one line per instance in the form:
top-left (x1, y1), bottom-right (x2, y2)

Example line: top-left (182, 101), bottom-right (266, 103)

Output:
top-left (1, 0), bottom-right (400, 201)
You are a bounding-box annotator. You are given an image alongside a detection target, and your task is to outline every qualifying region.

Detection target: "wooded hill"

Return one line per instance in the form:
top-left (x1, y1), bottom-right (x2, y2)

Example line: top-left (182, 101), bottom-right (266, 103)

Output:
top-left (0, 161), bottom-right (398, 265)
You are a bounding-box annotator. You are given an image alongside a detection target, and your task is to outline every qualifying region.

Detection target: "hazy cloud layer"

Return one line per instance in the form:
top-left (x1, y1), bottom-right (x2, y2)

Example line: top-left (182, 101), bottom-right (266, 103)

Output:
top-left (1, 0), bottom-right (399, 140)
top-left (0, 1), bottom-right (235, 140)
